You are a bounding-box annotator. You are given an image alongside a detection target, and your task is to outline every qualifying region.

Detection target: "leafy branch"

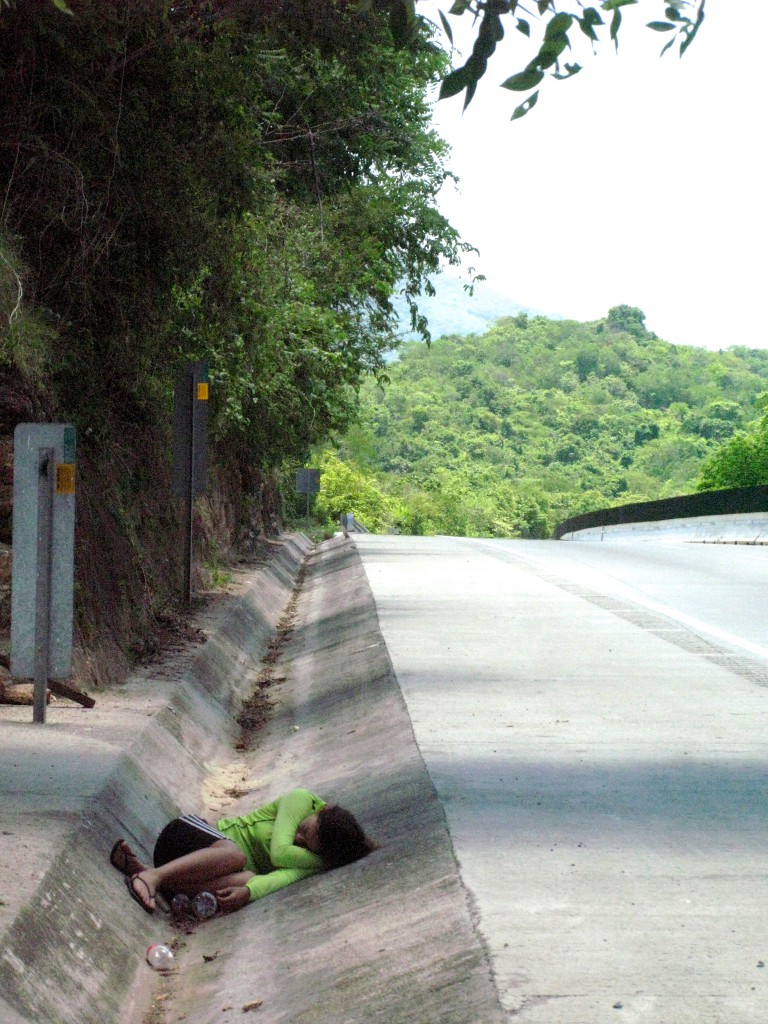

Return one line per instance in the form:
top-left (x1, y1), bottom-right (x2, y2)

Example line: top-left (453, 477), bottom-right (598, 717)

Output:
top-left (429, 0), bottom-right (706, 120)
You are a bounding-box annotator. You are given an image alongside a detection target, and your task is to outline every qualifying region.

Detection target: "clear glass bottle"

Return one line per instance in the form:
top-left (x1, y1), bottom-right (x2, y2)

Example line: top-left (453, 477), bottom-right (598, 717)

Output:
top-left (192, 891), bottom-right (218, 920)
top-left (146, 943), bottom-right (175, 971)
top-left (170, 893), bottom-right (192, 918)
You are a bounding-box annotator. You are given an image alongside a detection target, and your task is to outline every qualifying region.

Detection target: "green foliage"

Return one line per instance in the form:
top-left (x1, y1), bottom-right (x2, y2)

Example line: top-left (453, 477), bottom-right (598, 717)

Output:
top-left (430, 0), bottom-right (705, 118)
top-left (603, 304), bottom-right (653, 339)
top-left (697, 398), bottom-right (768, 490)
top-left (0, 1), bottom-right (464, 463)
top-left (331, 310), bottom-right (768, 537)
top-left (0, 1), bottom-right (473, 673)
top-left (313, 451), bottom-right (406, 534)
top-left (0, 238), bottom-right (56, 378)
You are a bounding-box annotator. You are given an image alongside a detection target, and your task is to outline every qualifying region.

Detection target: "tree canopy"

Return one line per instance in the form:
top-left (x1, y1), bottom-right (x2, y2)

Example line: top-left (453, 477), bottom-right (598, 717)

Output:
top-left (0, 0), bottom-right (476, 671)
top-left (696, 397), bottom-right (768, 491)
top-left (9, 1), bottom-right (708, 126)
top-left (0, 0), bottom-right (469, 465)
top-left (318, 309), bottom-right (768, 537)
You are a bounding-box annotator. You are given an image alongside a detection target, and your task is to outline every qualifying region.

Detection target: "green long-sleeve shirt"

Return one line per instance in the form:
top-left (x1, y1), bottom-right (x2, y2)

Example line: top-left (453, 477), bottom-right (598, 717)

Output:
top-left (217, 788), bottom-right (326, 902)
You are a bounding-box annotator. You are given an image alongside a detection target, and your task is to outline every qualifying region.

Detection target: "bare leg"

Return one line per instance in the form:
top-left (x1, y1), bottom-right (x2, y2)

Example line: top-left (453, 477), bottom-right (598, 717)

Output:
top-left (127, 839), bottom-right (246, 911)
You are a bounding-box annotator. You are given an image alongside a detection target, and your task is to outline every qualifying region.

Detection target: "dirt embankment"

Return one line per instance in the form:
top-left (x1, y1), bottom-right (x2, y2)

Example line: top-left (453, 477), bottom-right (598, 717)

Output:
top-left (0, 367), bottom-right (285, 702)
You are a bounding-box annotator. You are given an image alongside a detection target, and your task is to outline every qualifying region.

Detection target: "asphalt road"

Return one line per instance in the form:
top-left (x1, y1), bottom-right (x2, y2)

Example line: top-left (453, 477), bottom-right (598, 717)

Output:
top-left (353, 535), bottom-right (768, 1023)
top-left (491, 538), bottom-right (768, 659)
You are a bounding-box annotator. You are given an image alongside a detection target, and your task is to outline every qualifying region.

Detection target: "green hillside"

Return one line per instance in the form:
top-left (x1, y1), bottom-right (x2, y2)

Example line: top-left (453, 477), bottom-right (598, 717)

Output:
top-left (317, 306), bottom-right (768, 537)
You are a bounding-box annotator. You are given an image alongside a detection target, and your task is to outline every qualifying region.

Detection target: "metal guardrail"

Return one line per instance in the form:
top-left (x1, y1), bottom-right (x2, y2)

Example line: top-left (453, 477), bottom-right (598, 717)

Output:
top-left (339, 513), bottom-right (369, 536)
top-left (555, 485), bottom-right (768, 541)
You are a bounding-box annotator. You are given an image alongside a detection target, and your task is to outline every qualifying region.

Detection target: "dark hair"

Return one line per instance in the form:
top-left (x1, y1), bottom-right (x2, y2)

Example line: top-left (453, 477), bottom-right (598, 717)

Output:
top-left (316, 805), bottom-right (375, 869)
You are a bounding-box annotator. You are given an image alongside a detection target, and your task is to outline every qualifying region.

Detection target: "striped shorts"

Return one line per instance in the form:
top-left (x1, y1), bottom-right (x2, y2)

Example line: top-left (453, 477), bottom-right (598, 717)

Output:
top-left (153, 814), bottom-right (229, 867)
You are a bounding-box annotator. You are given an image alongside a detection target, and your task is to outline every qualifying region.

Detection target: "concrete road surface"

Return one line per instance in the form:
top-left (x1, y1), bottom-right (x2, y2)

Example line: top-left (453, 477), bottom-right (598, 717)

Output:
top-left (354, 534), bottom-right (768, 1023)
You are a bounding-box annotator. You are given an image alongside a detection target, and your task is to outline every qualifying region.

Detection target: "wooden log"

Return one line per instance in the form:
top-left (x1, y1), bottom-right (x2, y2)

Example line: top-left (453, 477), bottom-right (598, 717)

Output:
top-left (0, 680), bottom-right (49, 705)
top-left (47, 678), bottom-right (96, 708)
top-left (0, 658), bottom-right (95, 708)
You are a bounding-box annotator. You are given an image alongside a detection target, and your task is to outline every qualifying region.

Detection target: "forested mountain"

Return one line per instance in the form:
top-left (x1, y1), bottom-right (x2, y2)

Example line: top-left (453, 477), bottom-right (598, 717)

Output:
top-left (318, 306), bottom-right (768, 537)
top-left (392, 273), bottom-right (536, 344)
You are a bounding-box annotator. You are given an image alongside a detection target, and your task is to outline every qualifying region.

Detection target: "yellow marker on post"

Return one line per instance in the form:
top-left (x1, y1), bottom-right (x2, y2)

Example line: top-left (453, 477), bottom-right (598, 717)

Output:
top-left (197, 382), bottom-right (209, 401)
top-left (55, 463), bottom-right (75, 495)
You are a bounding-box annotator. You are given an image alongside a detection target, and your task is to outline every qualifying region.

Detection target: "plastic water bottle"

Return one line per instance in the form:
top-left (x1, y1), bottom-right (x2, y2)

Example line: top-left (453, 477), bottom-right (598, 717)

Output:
top-left (146, 944), bottom-right (175, 971)
top-left (170, 894), bottom-right (192, 918)
top-left (192, 891), bottom-right (218, 920)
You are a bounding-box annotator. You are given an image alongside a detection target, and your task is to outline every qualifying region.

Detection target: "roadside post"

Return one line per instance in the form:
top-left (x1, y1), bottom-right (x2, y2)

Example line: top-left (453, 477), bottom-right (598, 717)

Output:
top-left (173, 361), bottom-right (209, 604)
top-left (295, 468), bottom-right (321, 521)
top-left (10, 424), bottom-right (76, 723)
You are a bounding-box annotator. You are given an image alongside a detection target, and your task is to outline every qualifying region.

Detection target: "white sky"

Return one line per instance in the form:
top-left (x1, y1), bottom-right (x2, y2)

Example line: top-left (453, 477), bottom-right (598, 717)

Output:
top-left (421, 1), bottom-right (767, 350)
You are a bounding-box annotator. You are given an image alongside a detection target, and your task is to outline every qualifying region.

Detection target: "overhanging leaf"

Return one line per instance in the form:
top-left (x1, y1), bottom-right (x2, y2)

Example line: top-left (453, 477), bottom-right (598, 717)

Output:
top-left (516, 17), bottom-right (531, 37)
top-left (647, 20), bottom-right (676, 31)
top-left (462, 78), bottom-right (479, 111)
top-left (439, 65), bottom-right (471, 100)
top-left (501, 68), bottom-right (545, 92)
top-left (578, 20), bottom-right (598, 42)
top-left (511, 90), bottom-right (540, 121)
top-left (536, 35), bottom-right (569, 69)
top-left (680, 3), bottom-right (705, 56)
top-left (438, 10), bottom-right (454, 45)
top-left (610, 8), bottom-right (621, 43)
top-left (545, 12), bottom-right (573, 40)
top-left (679, 27), bottom-right (695, 55)
top-left (582, 7), bottom-right (604, 26)
top-left (478, 9), bottom-right (505, 47)
top-left (553, 62), bottom-right (582, 80)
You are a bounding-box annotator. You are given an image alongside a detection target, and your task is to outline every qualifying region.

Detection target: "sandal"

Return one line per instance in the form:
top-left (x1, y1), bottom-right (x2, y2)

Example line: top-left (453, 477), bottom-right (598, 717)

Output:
top-left (110, 839), bottom-right (129, 873)
top-left (110, 839), bottom-right (143, 876)
top-left (125, 873), bottom-right (155, 915)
